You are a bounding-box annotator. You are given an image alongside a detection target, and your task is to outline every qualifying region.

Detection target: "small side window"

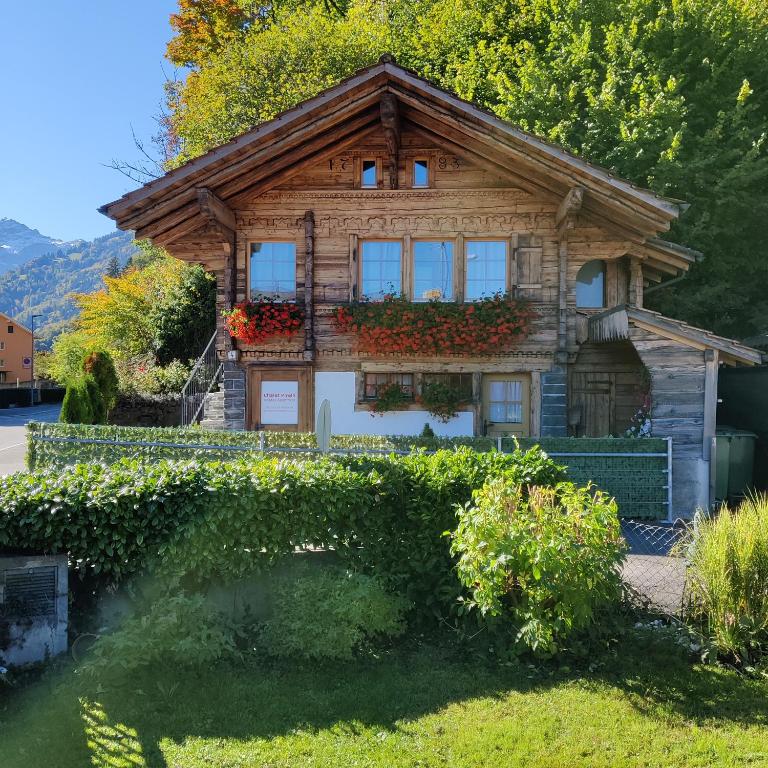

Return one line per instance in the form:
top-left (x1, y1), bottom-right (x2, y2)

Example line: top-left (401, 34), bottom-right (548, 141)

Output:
top-left (361, 159), bottom-right (377, 188)
top-left (413, 159), bottom-right (429, 187)
top-left (7, 325), bottom-right (13, 334)
top-left (576, 260), bottom-right (606, 308)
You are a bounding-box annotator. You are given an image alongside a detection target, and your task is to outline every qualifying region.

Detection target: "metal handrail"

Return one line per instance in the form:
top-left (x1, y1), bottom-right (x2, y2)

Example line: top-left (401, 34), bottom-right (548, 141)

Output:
top-left (180, 332), bottom-right (223, 426)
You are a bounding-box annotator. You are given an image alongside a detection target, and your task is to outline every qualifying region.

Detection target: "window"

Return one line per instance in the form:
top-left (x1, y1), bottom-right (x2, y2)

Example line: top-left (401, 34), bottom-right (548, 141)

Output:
top-left (361, 159), bottom-right (377, 188)
top-left (488, 379), bottom-right (524, 423)
top-left (0, 359), bottom-right (5, 368)
top-left (465, 240), bottom-right (507, 299)
top-left (413, 241), bottom-right (453, 301)
top-left (576, 260), bottom-right (606, 308)
top-left (0, 372), bottom-right (6, 383)
top-left (249, 242), bottom-right (296, 300)
top-left (360, 241), bottom-right (402, 299)
top-left (0, 342), bottom-right (5, 350)
top-left (423, 372), bottom-right (473, 400)
top-left (7, 325), bottom-right (13, 334)
top-left (364, 373), bottom-right (414, 400)
top-left (413, 159), bottom-right (429, 187)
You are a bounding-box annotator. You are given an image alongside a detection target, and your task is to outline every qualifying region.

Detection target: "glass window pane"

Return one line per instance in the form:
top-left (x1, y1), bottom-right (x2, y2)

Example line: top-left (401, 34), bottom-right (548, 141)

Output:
top-left (576, 260), bottom-right (606, 308)
top-left (413, 159), bottom-right (429, 187)
top-left (414, 241), bottom-right (453, 301)
top-left (465, 241), bottom-right (506, 299)
top-left (250, 242), bottom-right (296, 299)
top-left (361, 241), bottom-right (402, 299)
top-left (362, 160), bottom-right (377, 187)
top-left (506, 403), bottom-right (523, 423)
top-left (490, 403), bottom-right (506, 421)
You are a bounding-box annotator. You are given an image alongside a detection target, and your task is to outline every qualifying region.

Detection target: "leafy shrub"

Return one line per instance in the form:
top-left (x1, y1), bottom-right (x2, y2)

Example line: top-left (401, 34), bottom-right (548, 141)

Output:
top-left (0, 449), bottom-right (563, 618)
top-left (260, 567), bottom-right (410, 660)
top-left (83, 351), bottom-right (119, 414)
top-left (451, 479), bottom-right (626, 656)
top-left (60, 376), bottom-right (95, 424)
top-left (420, 380), bottom-right (471, 422)
top-left (117, 358), bottom-right (192, 395)
top-left (684, 495), bottom-right (768, 664)
top-left (85, 593), bottom-right (239, 672)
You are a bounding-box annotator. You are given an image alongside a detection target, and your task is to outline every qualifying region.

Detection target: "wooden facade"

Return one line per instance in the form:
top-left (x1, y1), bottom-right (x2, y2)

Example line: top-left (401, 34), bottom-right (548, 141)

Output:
top-left (101, 57), bottom-right (763, 516)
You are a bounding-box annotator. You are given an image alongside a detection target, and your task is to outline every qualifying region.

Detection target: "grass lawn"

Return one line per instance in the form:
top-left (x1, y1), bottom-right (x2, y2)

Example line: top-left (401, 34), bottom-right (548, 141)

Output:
top-left (1, 631), bottom-right (766, 768)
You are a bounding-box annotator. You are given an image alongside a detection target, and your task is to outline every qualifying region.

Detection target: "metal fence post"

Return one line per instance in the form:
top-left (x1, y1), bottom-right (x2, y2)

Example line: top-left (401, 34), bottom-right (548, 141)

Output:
top-left (666, 436), bottom-right (673, 522)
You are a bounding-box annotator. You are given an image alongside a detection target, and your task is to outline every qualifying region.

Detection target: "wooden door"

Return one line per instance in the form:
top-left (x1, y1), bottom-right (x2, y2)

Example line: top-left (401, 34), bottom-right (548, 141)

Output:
top-left (482, 374), bottom-right (530, 436)
top-left (248, 368), bottom-right (312, 432)
top-left (571, 372), bottom-right (615, 436)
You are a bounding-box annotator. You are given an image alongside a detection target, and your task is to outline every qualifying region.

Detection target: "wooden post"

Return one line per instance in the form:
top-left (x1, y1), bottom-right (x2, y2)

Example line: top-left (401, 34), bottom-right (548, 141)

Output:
top-left (629, 256), bottom-right (644, 308)
top-left (530, 370), bottom-right (541, 437)
top-left (380, 93), bottom-right (400, 190)
top-left (304, 210), bottom-right (315, 360)
top-left (703, 349), bottom-right (718, 462)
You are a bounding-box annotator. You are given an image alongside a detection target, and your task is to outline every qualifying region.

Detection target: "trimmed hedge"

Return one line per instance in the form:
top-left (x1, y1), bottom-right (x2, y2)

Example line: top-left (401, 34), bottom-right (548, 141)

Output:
top-left (0, 449), bottom-right (564, 611)
top-left (26, 423), bottom-right (669, 518)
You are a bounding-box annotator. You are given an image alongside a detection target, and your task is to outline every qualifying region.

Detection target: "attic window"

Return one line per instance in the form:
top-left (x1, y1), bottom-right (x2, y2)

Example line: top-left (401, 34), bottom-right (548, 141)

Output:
top-left (7, 325), bottom-right (13, 334)
top-left (413, 159), bottom-right (429, 187)
top-left (361, 160), bottom-right (377, 188)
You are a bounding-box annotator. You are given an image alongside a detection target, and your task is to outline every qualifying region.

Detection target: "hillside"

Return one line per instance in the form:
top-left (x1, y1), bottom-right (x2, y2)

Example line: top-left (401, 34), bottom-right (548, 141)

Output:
top-left (0, 228), bottom-right (139, 346)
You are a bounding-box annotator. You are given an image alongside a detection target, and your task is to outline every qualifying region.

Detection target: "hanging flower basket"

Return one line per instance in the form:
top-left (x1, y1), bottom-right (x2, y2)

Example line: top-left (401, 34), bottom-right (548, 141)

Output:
top-left (335, 294), bottom-right (534, 356)
top-left (223, 299), bottom-right (304, 345)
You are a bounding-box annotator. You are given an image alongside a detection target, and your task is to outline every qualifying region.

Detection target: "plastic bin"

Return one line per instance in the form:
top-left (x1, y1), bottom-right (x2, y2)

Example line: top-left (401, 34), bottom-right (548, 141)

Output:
top-left (715, 426), bottom-right (758, 500)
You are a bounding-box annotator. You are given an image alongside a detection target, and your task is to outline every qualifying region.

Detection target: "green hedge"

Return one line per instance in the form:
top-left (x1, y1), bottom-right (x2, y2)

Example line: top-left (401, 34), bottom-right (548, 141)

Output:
top-left (0, 449), bottom-right (564, 611)
top-left (26, 423), bottom-right (669, 518)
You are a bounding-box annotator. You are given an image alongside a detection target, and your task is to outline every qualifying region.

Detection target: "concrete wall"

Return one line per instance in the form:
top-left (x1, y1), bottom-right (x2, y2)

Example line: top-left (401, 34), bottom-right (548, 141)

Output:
top-left (314, 371), bottom-right (474, 437)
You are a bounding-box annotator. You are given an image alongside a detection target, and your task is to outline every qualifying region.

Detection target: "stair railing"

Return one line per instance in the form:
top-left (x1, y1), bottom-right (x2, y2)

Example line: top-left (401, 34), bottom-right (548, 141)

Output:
top-left (180, 332), bottom-right (223, 426)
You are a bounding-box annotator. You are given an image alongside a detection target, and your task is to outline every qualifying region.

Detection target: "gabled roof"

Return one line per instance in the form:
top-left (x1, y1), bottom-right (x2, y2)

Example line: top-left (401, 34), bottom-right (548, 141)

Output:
top-left (100, 56), bottom-right (684, 251)
top-left (0, 312), bottom-right (32, 335)
top-left (589, 305), bottom-right (764, 366)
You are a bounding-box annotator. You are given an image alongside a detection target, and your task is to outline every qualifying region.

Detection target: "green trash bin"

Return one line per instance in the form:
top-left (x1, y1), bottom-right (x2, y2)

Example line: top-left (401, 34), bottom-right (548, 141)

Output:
top-left (715, 426), bottom-right (758, 500)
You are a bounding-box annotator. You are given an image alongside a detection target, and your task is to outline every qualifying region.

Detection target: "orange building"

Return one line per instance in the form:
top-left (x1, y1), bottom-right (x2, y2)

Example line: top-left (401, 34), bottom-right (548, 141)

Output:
top-left (0, 313), bottom-right (33, 384)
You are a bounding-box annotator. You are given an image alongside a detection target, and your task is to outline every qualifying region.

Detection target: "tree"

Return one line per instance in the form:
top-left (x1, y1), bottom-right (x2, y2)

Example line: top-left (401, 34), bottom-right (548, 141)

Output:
top-left (163, 0), bottom-right (768, 338)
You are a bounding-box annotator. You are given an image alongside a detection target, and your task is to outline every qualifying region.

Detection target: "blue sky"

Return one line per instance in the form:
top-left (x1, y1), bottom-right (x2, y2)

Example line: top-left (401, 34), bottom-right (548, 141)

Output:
top-left (0, 1), bottom-right (180, 241)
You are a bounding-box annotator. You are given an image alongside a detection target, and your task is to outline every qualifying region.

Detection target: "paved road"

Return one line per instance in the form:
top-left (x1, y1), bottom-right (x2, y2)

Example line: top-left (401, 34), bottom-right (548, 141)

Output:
top-left (0, 403), bottom-right (61, 475)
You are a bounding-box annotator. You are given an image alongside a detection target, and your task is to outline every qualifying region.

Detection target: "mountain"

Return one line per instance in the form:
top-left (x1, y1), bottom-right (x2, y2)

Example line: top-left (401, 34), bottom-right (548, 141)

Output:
top-left (0, 224), bottom-right (139, 347)
top-left (0, 218), bottom-right (74, 273)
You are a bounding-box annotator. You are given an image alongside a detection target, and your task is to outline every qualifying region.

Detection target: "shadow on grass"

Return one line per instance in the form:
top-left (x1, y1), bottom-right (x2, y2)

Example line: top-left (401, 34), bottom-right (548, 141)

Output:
top-left (2, 633), bottom-right (767, 768)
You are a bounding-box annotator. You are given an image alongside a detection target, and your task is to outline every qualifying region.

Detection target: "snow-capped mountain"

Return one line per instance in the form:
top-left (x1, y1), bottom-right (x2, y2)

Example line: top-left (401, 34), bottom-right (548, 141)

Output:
top-left (0, 218), bottom-right (79, 273)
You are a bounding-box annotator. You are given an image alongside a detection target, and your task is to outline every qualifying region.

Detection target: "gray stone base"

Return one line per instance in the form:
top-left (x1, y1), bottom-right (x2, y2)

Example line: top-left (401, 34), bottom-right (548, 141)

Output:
top-left (540, 366), bottom-right (567, 437)
top-left (200, 363), bottom-right (246, 430)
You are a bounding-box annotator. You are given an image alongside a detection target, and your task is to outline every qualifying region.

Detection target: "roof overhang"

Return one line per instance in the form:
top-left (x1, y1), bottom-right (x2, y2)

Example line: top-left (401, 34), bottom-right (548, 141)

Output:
top-left (588, 305), bottom-right (765, 366)
top-left (100, 58), bottom-right (686, 252)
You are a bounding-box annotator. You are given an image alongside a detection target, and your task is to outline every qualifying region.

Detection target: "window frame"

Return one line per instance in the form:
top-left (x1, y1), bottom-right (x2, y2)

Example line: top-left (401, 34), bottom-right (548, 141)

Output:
top-left (411, 158), bottom-right (430, 188)
top-left (463, 238), bottom-right (511, 301)
top-left (358, 238), bottom-right (404, 301)
top-left (362, 372), bottom-right (415, 401)
top-left (247, 240), bottom-right (298, 302)
top-left (411, 238), bottom-right (457, 302)
top-left (359, 157), bottom-right (381, 189)
top-left (575, 259), bottom-right (607, 310)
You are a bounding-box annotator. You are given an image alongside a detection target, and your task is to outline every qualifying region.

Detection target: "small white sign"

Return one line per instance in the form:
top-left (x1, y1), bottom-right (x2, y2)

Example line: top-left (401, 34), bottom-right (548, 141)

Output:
top-left (261, 380), bottom-right (299, 425)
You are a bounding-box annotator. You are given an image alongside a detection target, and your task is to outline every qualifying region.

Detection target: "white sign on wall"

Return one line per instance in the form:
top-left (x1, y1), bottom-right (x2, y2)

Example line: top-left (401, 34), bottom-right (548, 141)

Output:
top-left (260, 380), bottom-right (299, 425)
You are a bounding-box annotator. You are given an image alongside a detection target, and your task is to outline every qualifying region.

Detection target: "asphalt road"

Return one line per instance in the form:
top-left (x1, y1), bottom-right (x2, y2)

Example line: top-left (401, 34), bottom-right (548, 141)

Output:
top-left (0, 403), bottom-right (61, 475)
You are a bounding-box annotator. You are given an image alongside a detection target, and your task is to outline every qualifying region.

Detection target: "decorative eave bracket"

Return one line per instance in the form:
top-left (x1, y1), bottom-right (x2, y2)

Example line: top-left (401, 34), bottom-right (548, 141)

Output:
top-left (556, 186), bottom-right (585, 238)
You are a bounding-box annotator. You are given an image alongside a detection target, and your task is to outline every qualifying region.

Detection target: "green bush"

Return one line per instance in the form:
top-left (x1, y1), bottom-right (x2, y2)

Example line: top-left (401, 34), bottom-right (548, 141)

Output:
top-left (0, 449), bottom-right (563, 617)
top-left (60, 377), bottom-right (95, 424)
top-left (684, 495), bottom-right (768, 664)
top-left (85, 593), bottom-right (240, 672)
top-left (260, 567), bottom-right (410, 660)
top-left (83, 351), bottom-right (119, 414)
top-left (451, 479), bottom-right (626, 656)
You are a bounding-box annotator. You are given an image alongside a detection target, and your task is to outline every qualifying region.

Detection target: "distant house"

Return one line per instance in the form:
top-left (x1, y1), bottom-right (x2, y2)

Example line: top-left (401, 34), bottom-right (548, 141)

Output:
top-left (0, 313), bottom-right (32, 384)
top-left (101, 56), bottom-right (763, 516)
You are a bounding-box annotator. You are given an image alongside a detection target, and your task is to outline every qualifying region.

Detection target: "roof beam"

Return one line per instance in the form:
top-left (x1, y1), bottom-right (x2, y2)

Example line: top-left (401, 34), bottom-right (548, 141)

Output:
top-left (198, 188), bottom-right (236, 234)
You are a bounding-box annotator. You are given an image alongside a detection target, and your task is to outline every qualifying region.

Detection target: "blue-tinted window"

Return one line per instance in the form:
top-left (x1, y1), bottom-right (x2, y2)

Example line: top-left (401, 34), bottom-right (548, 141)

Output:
top-left (414, 241), bottom-right (453, 301)
top-left (465, 241), bottom-right (506, 299)
top-left (576, 260), bottom-right (606, 308)
top-left (250, 242), bottom-right (296, 300)
top-left (361, 241), bottom-right (401, 299)
top-left (413, 159), bottom-right (429, 187)
top-left (361, 159), bottom-right (377, 187)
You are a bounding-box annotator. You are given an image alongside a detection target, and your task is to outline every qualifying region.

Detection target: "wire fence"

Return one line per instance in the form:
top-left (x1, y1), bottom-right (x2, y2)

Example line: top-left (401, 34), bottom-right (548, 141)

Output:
top-left (620, 519), bottom-right (690, 616)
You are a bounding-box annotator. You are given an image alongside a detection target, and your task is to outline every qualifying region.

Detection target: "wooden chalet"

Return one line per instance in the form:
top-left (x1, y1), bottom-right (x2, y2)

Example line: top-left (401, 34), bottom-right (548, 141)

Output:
top-left (101, 55), bottom-right (763, 516)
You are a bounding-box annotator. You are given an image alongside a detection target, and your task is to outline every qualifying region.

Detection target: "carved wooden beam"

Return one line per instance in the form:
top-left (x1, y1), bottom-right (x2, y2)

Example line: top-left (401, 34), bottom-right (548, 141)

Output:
top-left (380, 93), bottom-right (400, 190)
top-left (555, 186), bottom-right (585, 233)
top-left (198, 188), bottom-right (237, 236)
top-left (303, 210), bottom-right (316, 361)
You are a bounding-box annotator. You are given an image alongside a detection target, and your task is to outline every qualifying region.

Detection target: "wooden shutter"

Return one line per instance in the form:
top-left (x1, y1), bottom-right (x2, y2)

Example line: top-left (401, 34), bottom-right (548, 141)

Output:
top-left (515, 234), bottom-right (543, 299)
